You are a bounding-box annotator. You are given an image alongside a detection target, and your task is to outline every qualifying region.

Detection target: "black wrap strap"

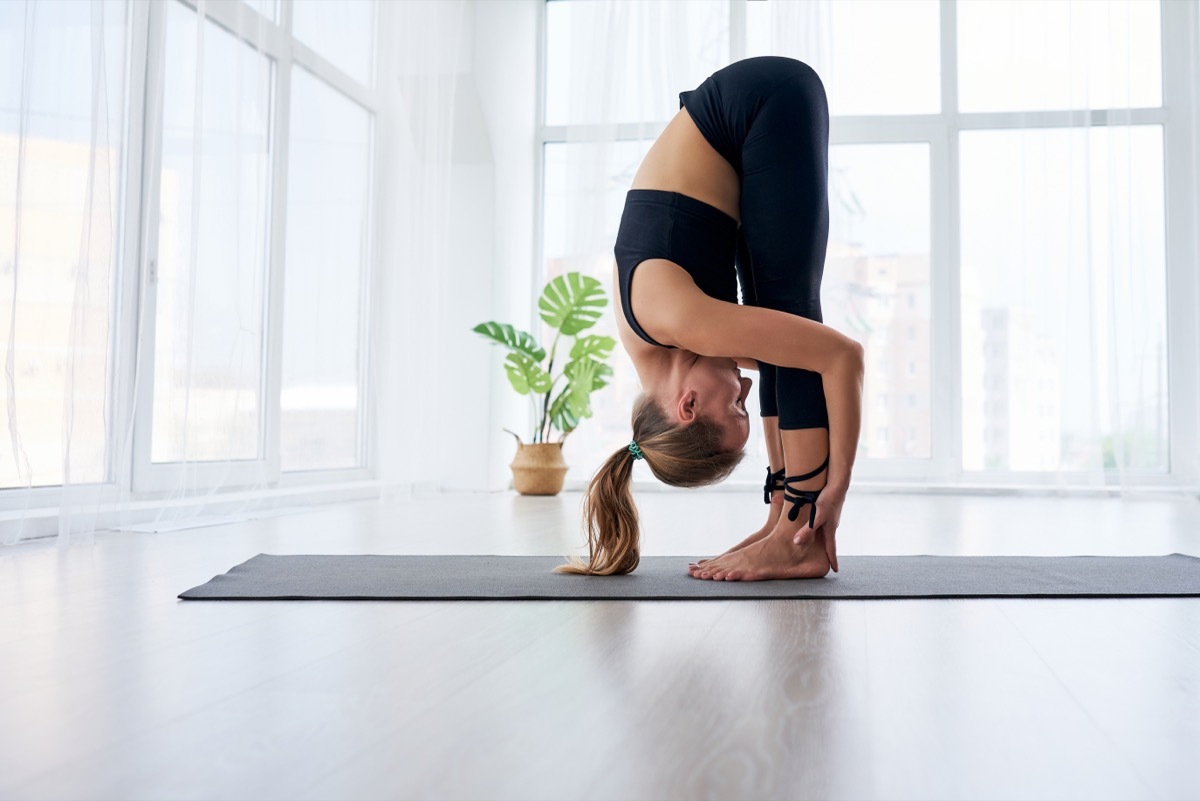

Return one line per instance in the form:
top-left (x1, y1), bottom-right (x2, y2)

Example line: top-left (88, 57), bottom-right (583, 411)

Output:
top-left (783, 457), bottom-right (829, 529)
top-left (763, 466), bottom-right (785, 504)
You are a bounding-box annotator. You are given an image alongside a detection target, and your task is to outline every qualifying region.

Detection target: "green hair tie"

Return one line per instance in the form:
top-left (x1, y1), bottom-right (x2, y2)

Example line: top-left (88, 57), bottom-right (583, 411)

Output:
top-left (627, 440), bottom-right (644, 461)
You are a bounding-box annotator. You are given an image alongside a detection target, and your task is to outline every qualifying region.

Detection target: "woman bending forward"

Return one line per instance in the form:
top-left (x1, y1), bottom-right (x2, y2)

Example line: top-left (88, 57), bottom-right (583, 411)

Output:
top-left (559, 56), bottom-right (864, 580)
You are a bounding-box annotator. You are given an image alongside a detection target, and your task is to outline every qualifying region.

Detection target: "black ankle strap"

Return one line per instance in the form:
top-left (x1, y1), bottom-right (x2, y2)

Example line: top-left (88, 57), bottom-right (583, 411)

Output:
top-left (763, 466), bottom-right (785, 504)
top-left (782, 457), bottom-right (829, 528)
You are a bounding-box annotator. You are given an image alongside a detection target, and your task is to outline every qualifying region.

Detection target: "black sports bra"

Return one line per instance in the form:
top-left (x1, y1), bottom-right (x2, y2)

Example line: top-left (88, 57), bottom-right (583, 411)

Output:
top-left (613, 189), bottom-right (739, 348)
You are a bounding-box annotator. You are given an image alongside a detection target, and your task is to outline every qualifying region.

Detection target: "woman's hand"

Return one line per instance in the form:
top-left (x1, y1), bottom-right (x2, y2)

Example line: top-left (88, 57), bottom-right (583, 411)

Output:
top-left (794, 485), bottom-right (844, 572)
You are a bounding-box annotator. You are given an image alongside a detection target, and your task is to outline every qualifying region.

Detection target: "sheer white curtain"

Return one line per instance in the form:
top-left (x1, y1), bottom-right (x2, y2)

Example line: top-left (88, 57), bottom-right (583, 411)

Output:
top-left (548, 0), bottom-right (1197, 493)
top-left (1, 0), bottom-right (468, 547)
top-left (3, 0), bottom-right (131, 545)
top-left (371, 0), bottom-right (468, 495)
top-left (949, 0), bottom-right (1179, 489)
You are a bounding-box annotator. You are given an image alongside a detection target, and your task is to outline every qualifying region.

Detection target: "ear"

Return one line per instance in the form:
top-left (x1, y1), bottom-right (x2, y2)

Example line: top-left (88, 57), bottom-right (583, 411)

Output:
top-left (676, 389), bottom-right (698, 423)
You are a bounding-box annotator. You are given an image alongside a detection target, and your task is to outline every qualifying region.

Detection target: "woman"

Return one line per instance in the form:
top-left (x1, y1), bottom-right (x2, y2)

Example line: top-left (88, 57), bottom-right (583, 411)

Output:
top-left (559, 56), bottom-right (864, 581)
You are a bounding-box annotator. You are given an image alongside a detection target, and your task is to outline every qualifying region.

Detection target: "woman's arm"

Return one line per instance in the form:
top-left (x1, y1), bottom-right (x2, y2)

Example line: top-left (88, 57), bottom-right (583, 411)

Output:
top-left (655, 290), bottom-right (863, 492)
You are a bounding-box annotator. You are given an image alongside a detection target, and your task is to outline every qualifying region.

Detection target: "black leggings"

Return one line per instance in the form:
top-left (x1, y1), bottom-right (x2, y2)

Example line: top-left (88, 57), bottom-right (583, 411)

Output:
top-left (680, 56), bottom-right (830, 430)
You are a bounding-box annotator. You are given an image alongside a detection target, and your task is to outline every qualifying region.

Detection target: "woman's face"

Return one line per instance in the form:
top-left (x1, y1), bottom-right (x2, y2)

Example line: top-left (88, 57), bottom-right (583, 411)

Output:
top-left (677, 355), bottom-right (753, 451)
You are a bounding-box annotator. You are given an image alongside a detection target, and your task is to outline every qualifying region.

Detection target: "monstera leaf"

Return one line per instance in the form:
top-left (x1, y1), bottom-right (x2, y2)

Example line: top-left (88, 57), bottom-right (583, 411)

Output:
top-left (472, 322), bottom-right (546, 362)
top-left (566, 358), bottom-right (600, 419)
top-left (568, 334), bottom-right (616, 362)
top-left (563, 355), bottom-right (613, 392)
top-left (548, 390), bottom-right (581, 434)
top-left (538, 273), bottom-right (606, 336)
top-left (549, 358), bottom-right (607, 433)
top-left (503, 353), bottom-right (552, 395)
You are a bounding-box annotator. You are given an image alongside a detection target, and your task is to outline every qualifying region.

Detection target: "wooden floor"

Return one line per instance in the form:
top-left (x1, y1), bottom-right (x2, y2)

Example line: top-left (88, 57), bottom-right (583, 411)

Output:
top-left (2, 489), bottom-right (1199, 801)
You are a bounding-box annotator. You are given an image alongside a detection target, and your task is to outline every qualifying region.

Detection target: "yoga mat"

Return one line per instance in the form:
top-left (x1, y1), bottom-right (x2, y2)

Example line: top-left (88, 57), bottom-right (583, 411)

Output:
top-left (179, 553), bottom-right (1200, 601)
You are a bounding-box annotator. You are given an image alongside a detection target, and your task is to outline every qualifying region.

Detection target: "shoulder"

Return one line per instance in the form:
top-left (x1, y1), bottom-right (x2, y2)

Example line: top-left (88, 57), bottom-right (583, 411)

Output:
top-left (612, 263), bottom-right (667, 362)
top-left (625, 259), bottom-right (713, 349)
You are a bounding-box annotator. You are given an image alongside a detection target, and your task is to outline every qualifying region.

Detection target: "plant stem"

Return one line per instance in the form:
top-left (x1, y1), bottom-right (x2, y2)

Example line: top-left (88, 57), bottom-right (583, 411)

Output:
top-left (530, 394), bottom-right (542, 442)
top-left (540, 331), bottom-right (562, 442)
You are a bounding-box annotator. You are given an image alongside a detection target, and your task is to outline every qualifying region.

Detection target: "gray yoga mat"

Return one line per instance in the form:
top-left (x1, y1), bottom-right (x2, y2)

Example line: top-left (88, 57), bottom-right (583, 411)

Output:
top-left (179, 553), bottom-right (1200, 600)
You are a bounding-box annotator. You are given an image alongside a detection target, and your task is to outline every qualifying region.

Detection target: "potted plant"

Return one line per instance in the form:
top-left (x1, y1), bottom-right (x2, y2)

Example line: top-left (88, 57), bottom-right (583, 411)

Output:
top-left (473, 272), bottom-right (615, 495)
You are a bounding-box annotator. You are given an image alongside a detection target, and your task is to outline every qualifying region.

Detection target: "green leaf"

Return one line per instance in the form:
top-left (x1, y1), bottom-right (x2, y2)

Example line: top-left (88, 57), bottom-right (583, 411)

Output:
top-left (472, 322), bottom-right (545, 362)
top-left (565, 358), bottom-right (599, 419)
top-left (548, 389), bottom-right (581, 434)
top-left (549, 358), bottom-right (612, 434)
top-left (569, 334), bottom-right (616, 362)
top-left (564, 356), bottom-right (613, 391)
top-left (503, 353), bottom-right (552, 396)
top-left (538, 272), bottom-right (607, 336)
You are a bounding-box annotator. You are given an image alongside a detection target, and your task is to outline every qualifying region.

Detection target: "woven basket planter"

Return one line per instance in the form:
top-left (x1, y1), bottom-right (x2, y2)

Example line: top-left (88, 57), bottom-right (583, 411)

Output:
top-left (509, 441), bottom-right (569, 496)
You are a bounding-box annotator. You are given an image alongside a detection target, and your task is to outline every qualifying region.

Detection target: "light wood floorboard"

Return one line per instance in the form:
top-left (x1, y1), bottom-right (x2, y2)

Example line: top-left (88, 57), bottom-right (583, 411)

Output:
top-left (1, 490), bottom-right (1198, 800)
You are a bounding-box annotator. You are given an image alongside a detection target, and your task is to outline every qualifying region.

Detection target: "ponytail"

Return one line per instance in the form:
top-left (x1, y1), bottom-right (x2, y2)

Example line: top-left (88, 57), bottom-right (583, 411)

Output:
top-left (557, 393), bottom-right (744, 575)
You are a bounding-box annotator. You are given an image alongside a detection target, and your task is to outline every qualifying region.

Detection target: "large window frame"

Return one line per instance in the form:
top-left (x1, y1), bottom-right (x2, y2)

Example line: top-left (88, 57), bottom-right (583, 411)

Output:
top-left (130, 0), bottom-right (378, 494)
top-left (1, 0), bottom-right (381, 520)
top-left (535, 0), bottom-right (1200, 490)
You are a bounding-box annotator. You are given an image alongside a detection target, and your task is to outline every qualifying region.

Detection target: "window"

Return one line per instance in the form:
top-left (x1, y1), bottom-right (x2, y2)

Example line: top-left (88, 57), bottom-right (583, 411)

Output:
top-left (825, 142), bottom-right (931, 460)
top-left (280, 66), bottom-right (373, 472)
top-left (1, 0), bottom-right (378, 499)
top-left (538, 0), bottom-right (1194, 488)
top-left (137, 0), bottom-right (376, 490)
top-left (152, 2), bottom-right (273, 465)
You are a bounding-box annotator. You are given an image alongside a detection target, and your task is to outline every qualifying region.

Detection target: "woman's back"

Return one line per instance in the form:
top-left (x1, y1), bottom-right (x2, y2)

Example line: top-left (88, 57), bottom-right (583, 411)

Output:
top-left (630, 107), bottom-right (741, 225)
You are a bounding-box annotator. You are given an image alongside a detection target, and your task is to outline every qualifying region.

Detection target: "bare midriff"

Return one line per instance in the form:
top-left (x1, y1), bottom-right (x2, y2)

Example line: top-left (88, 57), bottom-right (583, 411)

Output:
top-left (630, 108), bottom-right (741, 225)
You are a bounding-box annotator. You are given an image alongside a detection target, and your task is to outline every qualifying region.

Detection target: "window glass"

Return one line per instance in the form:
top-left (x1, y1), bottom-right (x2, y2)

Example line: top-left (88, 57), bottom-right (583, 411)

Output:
top-left (0, 0), bottom-right (128, 488)
top-left (545, 0), bottom-right (729, 126)
top-left (153, 1), bottom-right (272, 463)
top-left (281, 67), bottom-right (371, 472)
top-left (825, 143), bottom-right (932, 459)
top-left (747, 0), bottom-right (940, 116)
top-left (291, 0), bottom-right (374, 86)
top-left (958, 0), bottom-right (1161, 113)
top-left (959, 126), bottom-right (1167, 471)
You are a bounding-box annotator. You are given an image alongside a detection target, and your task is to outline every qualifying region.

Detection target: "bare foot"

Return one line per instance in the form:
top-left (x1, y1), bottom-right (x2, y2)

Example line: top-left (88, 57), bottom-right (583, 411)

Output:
top-left (696, 499), bottom-right (785, 566)
top-left (688, 515), bottom-right (830, 581)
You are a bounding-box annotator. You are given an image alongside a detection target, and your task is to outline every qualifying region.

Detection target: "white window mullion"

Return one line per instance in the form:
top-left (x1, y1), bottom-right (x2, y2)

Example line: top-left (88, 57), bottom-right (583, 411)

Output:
top-left (1160, 0), bottom-right (1200, 488)
top-left (129, 0), bottom-right (168, 494)
top-left (185, 0), bottom-right (288, 55)
top-left (290, 39), bottom-right (378, 113)
top-left (730, 0), bottom-right (746, 63)
top-left (531, 0), bottom-right (549, 351)
top-left (350, 112), bottom-right (378, 480)
top-left (937, 0), bottom-right (962, 483)
top-left (956, 108), bottom-right (1166, 130)
top-left (262, 1), bottom-right (292, 484)
top-left (111, 0), bottom-right (152, 493)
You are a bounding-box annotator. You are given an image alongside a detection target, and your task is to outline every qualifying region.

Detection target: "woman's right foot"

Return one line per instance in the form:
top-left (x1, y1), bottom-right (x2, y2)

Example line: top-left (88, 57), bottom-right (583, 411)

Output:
top-left (695, 498), bottom-right (784, 565)
top-left (688, 522), bottom-right (830, 581)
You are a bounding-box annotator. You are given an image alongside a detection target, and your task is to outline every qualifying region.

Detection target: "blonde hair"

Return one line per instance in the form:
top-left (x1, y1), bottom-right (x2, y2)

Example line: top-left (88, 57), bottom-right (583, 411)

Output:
top-left (557, 393), bottom-right (744, 575)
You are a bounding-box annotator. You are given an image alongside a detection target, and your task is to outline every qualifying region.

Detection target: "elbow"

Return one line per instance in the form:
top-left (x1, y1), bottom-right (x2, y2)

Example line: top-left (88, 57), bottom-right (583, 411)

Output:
top-left (844, 339), bottom-right (865, 380)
